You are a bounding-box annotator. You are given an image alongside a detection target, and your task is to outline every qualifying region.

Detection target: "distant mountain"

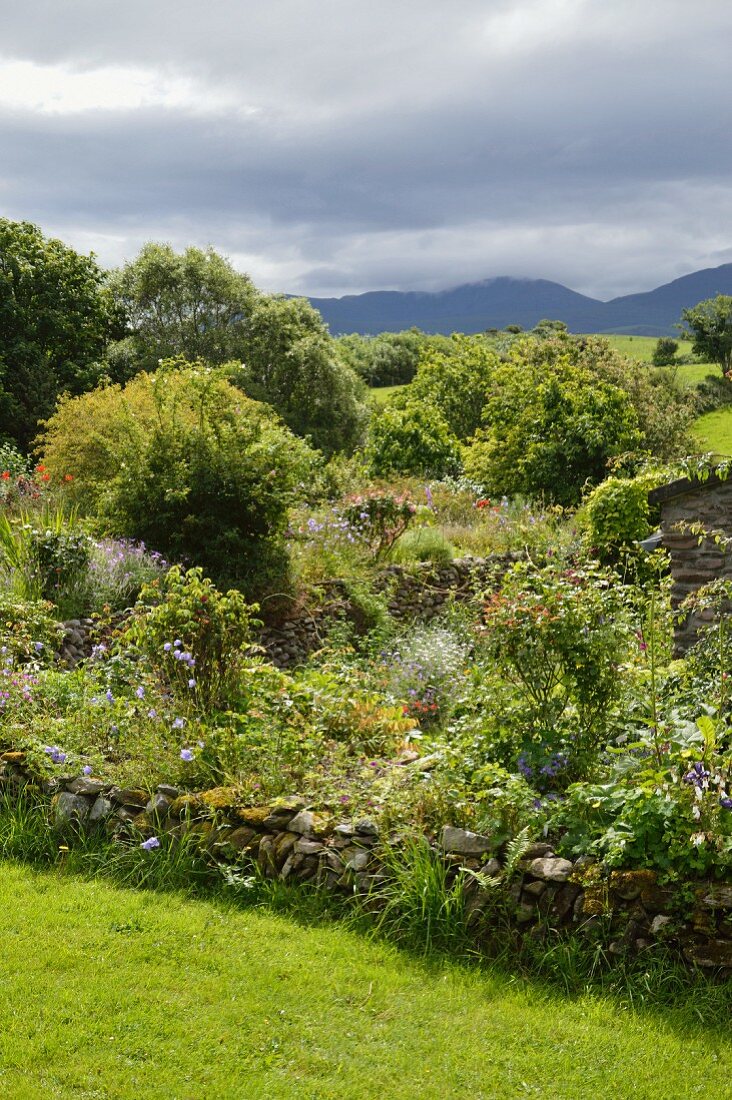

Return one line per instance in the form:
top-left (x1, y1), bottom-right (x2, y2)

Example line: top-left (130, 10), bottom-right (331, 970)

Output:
top-left (306, 263), bottom-right (732, 336)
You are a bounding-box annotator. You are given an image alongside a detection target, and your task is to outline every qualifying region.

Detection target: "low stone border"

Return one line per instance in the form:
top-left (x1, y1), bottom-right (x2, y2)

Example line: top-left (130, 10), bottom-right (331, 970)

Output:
top-left (2, 752), bottom-right (730, 974)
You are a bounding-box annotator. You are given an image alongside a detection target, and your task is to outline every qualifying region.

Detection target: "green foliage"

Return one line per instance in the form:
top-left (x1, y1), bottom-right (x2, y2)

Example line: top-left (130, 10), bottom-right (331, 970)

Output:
top-left (39, 361), bottom-right (316, 595)
top-left (652, 337), bottom-right (679, 366)
top-left (337, 328), bottom-right (454, 387)
top-left (232, 293), bottom-right (368, 455)
top-left (112, 243), bottom-right (368, 455)
top-left (0, 592), bottom-right (63, 662)
top-left (0, 504), bottom-right (90, 617)
top-left (389, 526), bottom-right (455, 565)
top-left (110, 242), bottom-right (255, 372)
top-left (464, 349), bottom-right (642, 505)
top-left (364, 402), bottom-right (461, 478)
top-left (580, 475), bottom-right (653, 556)
top-left (408, 335), bottom-right (500, 441)
top-left (481, 558), bottom-right (634, 776)
top-left (0, 219), bottom-right (115, 448)
top-left (121, 566), bottom-right (258, 711)
top-left (681, 294), bottom-right (732, 375)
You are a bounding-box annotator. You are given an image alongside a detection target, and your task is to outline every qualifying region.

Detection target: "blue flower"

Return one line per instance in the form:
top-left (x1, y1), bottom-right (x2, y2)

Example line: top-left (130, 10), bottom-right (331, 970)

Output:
top-left (163, 642), bottom-right (172, 652)
top-left (180, 748), bottom-right (194, 762)
top-left (172, 717), bottom-right (185, 729)
top-left (721, 797), bottom-right (732, 811)
top-left (135, 686), bottom-right (145, 699)
top-left (105, 689), bottom-right (114, 704)
top-left (188, 678), bottom-right (196, 689)
top-left (140, 836), bottom-right (161, 850)
top-left (82, 765), bottom-right (93, 776)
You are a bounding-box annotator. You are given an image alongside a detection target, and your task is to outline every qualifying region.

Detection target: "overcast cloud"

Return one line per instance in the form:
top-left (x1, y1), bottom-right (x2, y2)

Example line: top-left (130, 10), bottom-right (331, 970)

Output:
top-left (1, 0), bottom-right (731, 298)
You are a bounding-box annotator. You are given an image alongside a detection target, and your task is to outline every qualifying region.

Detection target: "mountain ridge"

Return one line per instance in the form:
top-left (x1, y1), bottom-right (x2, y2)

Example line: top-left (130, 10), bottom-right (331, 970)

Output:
top-left (305, 264), bottom-right (732, 336)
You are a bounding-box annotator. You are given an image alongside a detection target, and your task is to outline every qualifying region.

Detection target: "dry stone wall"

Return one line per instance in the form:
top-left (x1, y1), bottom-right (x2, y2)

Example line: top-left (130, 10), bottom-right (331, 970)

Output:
top-left (3, 750), bottom-right (730, 975)
top-left (260, 555), bottom-right (519, 667)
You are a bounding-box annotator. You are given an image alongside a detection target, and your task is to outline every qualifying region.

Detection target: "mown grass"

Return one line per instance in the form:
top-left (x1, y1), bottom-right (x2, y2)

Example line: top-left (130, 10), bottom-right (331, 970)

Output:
top-left (0, 861), bottom-right (729, 1100)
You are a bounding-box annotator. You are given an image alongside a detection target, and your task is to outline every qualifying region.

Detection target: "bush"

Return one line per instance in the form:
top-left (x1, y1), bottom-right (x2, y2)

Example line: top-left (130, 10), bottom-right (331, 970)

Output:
top-left (38, 360), bottom-right (317, 595)
top-left (120, 565), bottom-right (258, 711)
top-left (364, 403), bottom-right (461, 478)
top-left (652, 338), bottom-right (679, 366)
top-left (580, 475), bottom-right (653, 557)
top-left (389, 527), bottom-right (455, 565)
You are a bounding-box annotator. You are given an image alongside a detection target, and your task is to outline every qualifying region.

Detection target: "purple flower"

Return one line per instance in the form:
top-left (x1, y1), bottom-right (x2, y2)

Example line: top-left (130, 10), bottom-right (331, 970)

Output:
top-left (82, 765), bottom-right (93, 776)
top-left (720, 797), bottom-right (732, 810)
top-left (147, 707), bottom-right (158, 719)
top-left (33, 642), bottom-right (43, 652)
top-left (135, 686), bottom-right (145, 699)
top-left (180, 748), bottom-right (194, 762)
top-left (105, 689), bottom-right (114, 704)
top-left (140, 836), bottom-right (161, 850)
top-left (163, 642), bottom-right (172, 652)
top-left (188, 678), bottom-right (196, 688)
top-left (172, 717), bottom-right (185, 729)
top-left (174, 639), bottom-right (182, 648)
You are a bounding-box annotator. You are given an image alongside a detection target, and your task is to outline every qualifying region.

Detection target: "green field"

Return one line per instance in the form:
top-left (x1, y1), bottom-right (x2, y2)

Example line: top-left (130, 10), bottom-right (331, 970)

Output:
top-left (369, 384), bottom-right (404, 404)
top-left (0, 863), bottom-right (729, 1100)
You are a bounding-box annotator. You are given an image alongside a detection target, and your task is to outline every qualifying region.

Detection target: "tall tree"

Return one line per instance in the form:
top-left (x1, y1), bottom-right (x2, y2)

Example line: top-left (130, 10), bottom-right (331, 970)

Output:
top-left (680, 295), bottom-right (732, 376)
top-left (0, 219), bottom-right (114, 447)
top-left (113, 243), bottom-right (368, 454)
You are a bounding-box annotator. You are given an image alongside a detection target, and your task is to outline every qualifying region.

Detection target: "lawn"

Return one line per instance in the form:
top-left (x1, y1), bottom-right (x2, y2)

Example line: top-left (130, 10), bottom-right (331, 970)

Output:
top-left (369, 383), bottom-right (405, 403)
top-left (0, 864), bottom-right (729, 1100)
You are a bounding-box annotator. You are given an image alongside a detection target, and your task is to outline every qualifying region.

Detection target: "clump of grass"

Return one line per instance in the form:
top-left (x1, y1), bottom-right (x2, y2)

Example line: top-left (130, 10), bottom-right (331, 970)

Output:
top-left (389, 527), bottom-right (455, 564)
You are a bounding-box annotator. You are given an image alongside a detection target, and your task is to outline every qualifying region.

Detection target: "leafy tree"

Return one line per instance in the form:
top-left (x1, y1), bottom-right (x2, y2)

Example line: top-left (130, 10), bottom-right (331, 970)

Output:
top-left (651, 337), bottom-right (679, 366)
top-left (364, 402), bottom-right (460, 478)
top-left (38, 360), bottom-right (316, 595)
top-left (407, 336), bottom-right (501, 441)
top-left (230, 294), bottom-right (368, 455)
top-left (464, 353), bottom-right (641, 505)
top-left (112, 243), bottom-right (366, 454)
top-left (0, 219), bottom-right (115, 447)
top-left (680, 295), bottom-right (732, 375)
top-left (336, 329), bottom-right (454, 387)
top-left (111, 243), bottom-right (255, 370)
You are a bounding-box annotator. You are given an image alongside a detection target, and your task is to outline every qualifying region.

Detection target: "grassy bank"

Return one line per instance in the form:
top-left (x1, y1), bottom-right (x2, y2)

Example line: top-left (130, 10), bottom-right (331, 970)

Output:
top-left (0, 862), bottom-right (729, 1100)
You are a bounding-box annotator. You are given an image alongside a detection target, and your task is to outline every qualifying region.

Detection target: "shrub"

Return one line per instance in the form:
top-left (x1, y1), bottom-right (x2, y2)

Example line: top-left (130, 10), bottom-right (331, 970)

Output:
top-left (341, 490), bottom-right (417, 557)
top-left (481, 558), bottom-right (634, 777)
top-left (120, 565), bottom-right (259, 711)
top-left (38, 360), bottom-right (317, 595)
top-left (389, 527), bottom-right (455, 565)
top-left (652, 338), bottom-right (679, 366)
top-left (364, 402), bottom-right (461, 478)
top-left (85, 538), bottom-right (169, 613)
top-left (580, 475), bottom-right (653, 557)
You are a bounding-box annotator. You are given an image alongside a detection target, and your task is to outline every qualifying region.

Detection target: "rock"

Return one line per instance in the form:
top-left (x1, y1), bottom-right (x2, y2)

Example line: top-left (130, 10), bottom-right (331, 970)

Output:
top-left (526, 856), bottom-right (574, 883)
top-left (109, 787), bottom-right (148, 808)
top-left (683, 940), bottom-right (732, 969)
top-left (236, 806), bottom-right (273, 828)
top-left (54, 792), bottom-right (91, 830)
top-left (346, 850), bottom-right (370, 872)
top-left (522, 842), bottom-right (555, 860)
top-left (333, 823), bottom-right (355, 840)
top-left (699, 885), bottom-right (732, 909)
top-left (262, 813), bottom-right (296, 831)
top-left (0, 751), bottom-right (25, 764)
top-left (67, 777), bottom-right (108, 797)
top-left (515, 904), bottom-right (535, 924)
top-left (440, 825), bottom-right (493, 856)
top-left (479, 858), bottom-right (502, 878)
top-left (294, 838), bottom-right (325, 855)
top-left (287, 810), bottom-right (317, 835)
top-left (157, 784), bottom-right (179, 799)
top-left (552, 883), bottom-right (581, 921)
top-left (354, 819), bottom-right (379, 837)
top-left (650, 914), bottom-right (672, 935)
top-left (522, 879), bottom-right (546, 898)
top-left (89, 795), bottom-right (114, 824)
top-left (224, 826), bottom-right (257, 851)
top-left (145, 793), bottom-right (171, 818)
top-left (609, 870), bottom-right (648, 901)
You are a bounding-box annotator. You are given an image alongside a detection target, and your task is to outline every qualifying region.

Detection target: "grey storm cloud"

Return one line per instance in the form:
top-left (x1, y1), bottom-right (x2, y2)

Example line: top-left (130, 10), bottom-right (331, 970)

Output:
top-left (1, 0), bottom-right (732, 298)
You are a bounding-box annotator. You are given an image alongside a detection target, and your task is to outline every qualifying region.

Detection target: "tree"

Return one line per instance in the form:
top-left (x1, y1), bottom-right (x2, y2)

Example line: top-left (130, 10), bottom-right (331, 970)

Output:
top-left (112, 243), bottom-right (367, 454)
top-left (680, 295), bottom-right (732, 376)
top-left (463, 354), bottom-right (641, 505)
top-left (407, 336), bottom-right (501, 441)
top-left (230, 293), bottom-right (368, 455)
top-left (364, 402), bottom-right (460, 478)
top-left (111, 242), bottom-right (255, 371)
top-left (0, 219), bottom-right (115, 447)
top-left (651, 337), bottom-right (678, 366)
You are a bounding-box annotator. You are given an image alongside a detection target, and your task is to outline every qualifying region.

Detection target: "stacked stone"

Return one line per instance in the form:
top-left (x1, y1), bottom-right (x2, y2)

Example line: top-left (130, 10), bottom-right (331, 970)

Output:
top-left (259, 554), bottom-right (520, 668)
top-left (1, 751), bottom-right (729, 974)
top-left (58, 618), bottom-right (95, 667)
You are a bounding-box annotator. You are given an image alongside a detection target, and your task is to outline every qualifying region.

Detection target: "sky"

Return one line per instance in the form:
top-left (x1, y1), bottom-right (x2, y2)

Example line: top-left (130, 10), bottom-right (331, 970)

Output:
top-left (1, 0), bottom-right (732, 299)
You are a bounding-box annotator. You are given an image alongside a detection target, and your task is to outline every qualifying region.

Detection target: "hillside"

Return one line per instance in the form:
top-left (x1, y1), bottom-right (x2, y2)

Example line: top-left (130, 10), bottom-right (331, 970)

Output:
top-left (307, 263), bottom-right (732, 336)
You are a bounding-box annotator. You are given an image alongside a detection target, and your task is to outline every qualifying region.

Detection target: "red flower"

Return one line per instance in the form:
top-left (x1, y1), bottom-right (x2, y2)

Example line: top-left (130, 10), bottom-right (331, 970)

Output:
top-left (1, 472), bottom-right (9, 480)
